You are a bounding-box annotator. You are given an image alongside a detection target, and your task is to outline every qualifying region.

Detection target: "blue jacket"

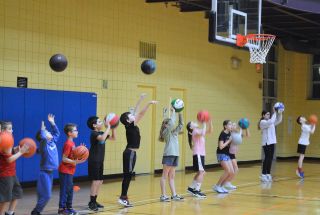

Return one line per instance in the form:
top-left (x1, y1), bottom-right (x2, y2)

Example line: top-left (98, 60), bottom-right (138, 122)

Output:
top-left (39, 124), bottom-right (60, 171)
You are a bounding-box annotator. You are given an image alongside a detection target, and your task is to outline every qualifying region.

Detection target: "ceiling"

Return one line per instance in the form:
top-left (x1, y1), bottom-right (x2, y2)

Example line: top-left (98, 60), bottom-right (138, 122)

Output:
top-left (146, 0), bottom-right (320, 48)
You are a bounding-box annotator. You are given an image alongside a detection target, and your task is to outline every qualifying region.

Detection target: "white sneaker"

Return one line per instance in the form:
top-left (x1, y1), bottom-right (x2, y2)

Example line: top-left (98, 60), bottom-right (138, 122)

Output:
top-left (213, 185), bottom-right (228, 193)
top-left (266, 174), bottom-right (273, 182)
top-left (118, 198), bottom-right (133, 207)
top-left (160, 195), bottom-right (170, 202)
top-left (224, 182), bottom-right (237, 190)
top-left (220, 186), bottom-right (229, 193)
top-left (260, 174), bottom-right (268, 182)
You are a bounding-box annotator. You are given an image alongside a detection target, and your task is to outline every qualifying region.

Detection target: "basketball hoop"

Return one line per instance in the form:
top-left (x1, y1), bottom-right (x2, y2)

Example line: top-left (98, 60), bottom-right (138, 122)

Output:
top-left (236, 34), bottom-right (276, 71)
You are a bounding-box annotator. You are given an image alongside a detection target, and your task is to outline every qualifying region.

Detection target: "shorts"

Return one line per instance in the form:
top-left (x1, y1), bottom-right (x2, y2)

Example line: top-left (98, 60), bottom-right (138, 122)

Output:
top-left (229, 153), bottom-right (236, 160)
top-left (162, 156), bottom-right (179, 167)
top-left (192, 155), bottom-right (205, 172)
top-left (0, 176), bottom-right (23, 202)
top-left (217, 153), bottom-right (230, 162)
top-left (297, 144), bottom-right (307, 154)
top-left (88, 161), bottom-right (104, 180)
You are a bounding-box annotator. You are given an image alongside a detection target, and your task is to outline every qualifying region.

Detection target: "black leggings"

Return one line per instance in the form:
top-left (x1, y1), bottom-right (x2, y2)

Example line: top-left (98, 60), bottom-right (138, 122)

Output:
top-left (262, 144), bottom-right (275, 175)
top-left (121, 149), bottom-right (136, 197)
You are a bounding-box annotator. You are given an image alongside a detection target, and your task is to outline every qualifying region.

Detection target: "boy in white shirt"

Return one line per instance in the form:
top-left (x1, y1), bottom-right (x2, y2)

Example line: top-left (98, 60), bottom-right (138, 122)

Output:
top-left (296, 116), bottom-right (316, 179)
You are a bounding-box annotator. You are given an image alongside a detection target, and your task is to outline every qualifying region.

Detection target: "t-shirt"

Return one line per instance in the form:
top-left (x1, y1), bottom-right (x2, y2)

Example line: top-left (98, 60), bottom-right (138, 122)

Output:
top-left (162, 113), bottom-right (183, 156)
top-left (88, 131), bottom-right (108, 163)
top-left (298, 124), bottom-right (314, 146)
top-left (192, 128), bottom-right (206, 156)
top-left (58, 140), bottom-right (76, 175)
top-left (125, 123), bottom-right (141, 149)
top-left (0, 152), bottom-right (16, 177)
top-left (217, 131), bottom-right (231, 155)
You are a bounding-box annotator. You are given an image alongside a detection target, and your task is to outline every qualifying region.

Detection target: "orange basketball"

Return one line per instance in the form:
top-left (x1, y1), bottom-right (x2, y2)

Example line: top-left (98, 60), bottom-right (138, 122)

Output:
top-left (72, 145), bottom-right (89, 161)
top-left (73, 185), bottom-right (80, 192)
top-left (19, 138), bottom-right (37, 158)
top-left (0, 132), bottom-right (14, 152)
top-left (309, 114), bottom-right (318, 125)
top-left (197, 110), bottom-right (211, 123)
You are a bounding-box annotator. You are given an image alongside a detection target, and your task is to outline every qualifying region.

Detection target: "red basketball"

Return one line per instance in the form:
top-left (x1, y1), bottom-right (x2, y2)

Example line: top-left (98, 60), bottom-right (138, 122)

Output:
top-left (19, 138), bottom-right (37, 158)
top-left (105, 113), bottom-right (120, 129)
top-left (309, 114), bottom-right (318, 125)
top-left (72, 145), bottom-right (89, 161)
top-left (0, 132), bottom-right (14, 152)
top-left (197, 110), bottom-right (211, 123)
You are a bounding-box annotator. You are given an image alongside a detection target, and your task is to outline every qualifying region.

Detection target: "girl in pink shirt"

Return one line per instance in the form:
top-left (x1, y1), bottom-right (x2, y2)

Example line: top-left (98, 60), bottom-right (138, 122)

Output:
top-left (186, 119), bottom-right (212, 198)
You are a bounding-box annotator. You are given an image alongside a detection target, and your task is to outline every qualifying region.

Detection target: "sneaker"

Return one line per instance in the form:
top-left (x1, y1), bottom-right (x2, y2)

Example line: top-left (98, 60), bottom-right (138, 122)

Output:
top-left (58, 208), bottom-right (69, 215)
top-left (296, 169), bottom-right (304, 179)
top-left (96, 202), bottom-right (104, 208)
top-left (160, 195), bottom-right (170, 202)
top-left (88, 202), bottom-right (98, 212)
top-left (220, 186), bottom-right (229, 193)
top-left (266, 174), bottom-right (273, 182)
top-left (66, 208), bottom-right (79, 215)
top-left (194, 190), bottom-right (207, 198)
top-left (5, 213), bottom-right (15, 215)
top-left (260, 174), bottom-right (268, 182)
top-left (187, 187), bottom-right (197, 196)
top-left (213, 185), bottom-right (226, 194)
top-left (31, 210), bottom-right (41, 215)
top-left (171, 194), bottom-right (184, 201)
top-left (118, 197), bottom-right (133, 207)
top-left (224, 182), bottom-right (237, 190)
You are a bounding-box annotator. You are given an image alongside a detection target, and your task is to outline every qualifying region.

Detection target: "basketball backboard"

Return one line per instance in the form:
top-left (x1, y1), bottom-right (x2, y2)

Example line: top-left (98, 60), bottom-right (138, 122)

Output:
top-left (209, 0), bottom-right (262, 47)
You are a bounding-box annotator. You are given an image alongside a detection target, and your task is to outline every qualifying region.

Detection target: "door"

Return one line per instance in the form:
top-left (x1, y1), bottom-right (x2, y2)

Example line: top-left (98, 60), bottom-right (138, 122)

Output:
top-left (134, 85), bottom-right (156, 174)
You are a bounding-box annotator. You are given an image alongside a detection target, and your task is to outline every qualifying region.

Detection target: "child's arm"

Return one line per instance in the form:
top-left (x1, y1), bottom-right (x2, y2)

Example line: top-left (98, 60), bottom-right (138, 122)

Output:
top-left (96, 120), bottom-right (111, 142)
top-left (172, 113), bottom-right (183, 135)
top-left (311, 124), bottom-right (316, 134)
top-left (244, 128), bottom-right (250, 137)
top-left (206, 119), bottom-right (213, 134)
top-left (7, 145), bottom-right (29, 163)
top-left (62, 155), bottom-right (86, 165)
top-left (218, 138), bottom-right (232, 150)
top-left (108, 128), bottom-right (116, 141)
top-left (134, 100), bottom-right (158, 125)
top-left (48, 114), bottom-right (60, 142)
top-left (133, 93), bottom-right (146, 115)
top-left (274, 111), bottom-right (283, 126)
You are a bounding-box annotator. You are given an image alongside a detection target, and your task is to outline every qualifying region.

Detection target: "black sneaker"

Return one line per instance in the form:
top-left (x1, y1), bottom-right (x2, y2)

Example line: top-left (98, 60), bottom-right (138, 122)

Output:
top-left (5, 213), bottom-right (15, 215)
top-left (187, 187), bottom-right (197, 196)
top-left (195, 190), bottom-right (206, 198)
top-left (31, 209), bottom-right (42, 215)
top-left (96, 202), bottom-right (104, 208)
top-left (88, 202), bottom-right (98, 211)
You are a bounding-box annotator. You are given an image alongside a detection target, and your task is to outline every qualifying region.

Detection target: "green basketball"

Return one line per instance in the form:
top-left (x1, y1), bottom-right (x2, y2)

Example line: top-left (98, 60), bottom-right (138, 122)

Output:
top-left (171, 99), bottom-right (184, 112)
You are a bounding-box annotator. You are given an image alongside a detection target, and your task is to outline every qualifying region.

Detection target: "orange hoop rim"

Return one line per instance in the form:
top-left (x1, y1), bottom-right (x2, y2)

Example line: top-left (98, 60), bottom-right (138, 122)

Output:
top-left (246, 34), bottom-right (276, 41)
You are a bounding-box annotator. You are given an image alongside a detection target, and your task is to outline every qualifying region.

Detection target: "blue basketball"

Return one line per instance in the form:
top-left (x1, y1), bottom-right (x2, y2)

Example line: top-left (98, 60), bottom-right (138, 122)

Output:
top-left (141, 59), bottom-right (156, 75)
top-left (238, 118), bottom-right (249, 129)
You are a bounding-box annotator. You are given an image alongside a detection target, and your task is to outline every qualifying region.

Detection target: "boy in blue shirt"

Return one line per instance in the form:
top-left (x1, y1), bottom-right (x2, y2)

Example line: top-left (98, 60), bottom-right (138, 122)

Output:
top-left (31, 114), bottom-right (60, 215)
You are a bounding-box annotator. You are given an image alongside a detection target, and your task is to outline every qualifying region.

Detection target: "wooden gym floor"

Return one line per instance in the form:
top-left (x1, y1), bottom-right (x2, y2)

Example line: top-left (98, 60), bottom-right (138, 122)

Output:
top-left (16, 161), bottom-right (320, 215)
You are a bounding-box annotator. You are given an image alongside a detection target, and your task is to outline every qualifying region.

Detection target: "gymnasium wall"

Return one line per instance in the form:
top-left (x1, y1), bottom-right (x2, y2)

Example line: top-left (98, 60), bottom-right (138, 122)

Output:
top-left (1, 0), bottom-right (265, 175)
top-left (277, 45), bottom-right (320, 158)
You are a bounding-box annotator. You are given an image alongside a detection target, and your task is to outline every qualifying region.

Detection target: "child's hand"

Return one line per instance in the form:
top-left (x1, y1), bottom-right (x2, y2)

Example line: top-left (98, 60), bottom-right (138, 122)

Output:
top-left (140, 93), bottom-right (147, 99)
top-left (20, 144), bottom-right (30, 154)
top-left (41, 121), bottom-right (46, 130)
top-left (48, 114), bottom-right (55, 124)
top-left (149, 100), bottom-right (158, 105)
top-left (104, 119), bottom-right (111, 129)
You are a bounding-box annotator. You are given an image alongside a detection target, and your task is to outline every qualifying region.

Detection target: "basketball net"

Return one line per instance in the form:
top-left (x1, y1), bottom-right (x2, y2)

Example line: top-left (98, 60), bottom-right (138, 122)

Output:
top-left (236, 34), bottom-right (276, 71)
